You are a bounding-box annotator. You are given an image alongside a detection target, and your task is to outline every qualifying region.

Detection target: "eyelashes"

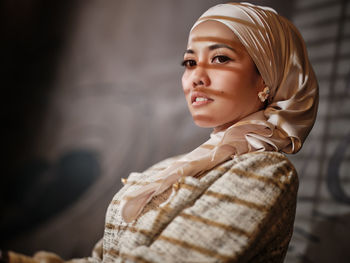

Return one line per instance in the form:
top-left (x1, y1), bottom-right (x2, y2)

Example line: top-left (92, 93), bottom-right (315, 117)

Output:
top-left (212, 55), bottom-right (232, 63)
top-left (181, 55), bottom-right (233, 68)
top-left (181, 59), bottom-right (196, 68)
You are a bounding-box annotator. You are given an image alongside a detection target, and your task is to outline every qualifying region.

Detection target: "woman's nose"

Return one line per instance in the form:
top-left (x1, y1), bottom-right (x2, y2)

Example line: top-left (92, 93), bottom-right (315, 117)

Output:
top-left (192, 64), bottom-right (210, 88)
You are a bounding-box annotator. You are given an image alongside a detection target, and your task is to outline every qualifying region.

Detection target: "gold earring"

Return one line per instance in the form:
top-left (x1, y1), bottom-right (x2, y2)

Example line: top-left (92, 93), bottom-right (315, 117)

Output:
top-left (258, 86), bottom-right (270, 102)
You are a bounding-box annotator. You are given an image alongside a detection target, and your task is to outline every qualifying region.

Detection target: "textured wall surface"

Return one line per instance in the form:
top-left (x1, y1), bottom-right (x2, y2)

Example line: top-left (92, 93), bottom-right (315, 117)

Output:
top-left (285, 0), bottom-right (350, 262)
top-left (1, 0), bottom-right (349, 262)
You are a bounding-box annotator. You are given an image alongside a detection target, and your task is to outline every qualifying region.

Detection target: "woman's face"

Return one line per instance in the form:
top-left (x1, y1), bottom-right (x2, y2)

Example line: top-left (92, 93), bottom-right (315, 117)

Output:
top-left (182, 20), bottom-right (264, 131)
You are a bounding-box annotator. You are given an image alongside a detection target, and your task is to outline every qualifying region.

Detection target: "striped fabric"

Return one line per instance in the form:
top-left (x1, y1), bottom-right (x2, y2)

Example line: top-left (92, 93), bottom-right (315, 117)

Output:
top-left (9, 151), bottom-right (298, 263)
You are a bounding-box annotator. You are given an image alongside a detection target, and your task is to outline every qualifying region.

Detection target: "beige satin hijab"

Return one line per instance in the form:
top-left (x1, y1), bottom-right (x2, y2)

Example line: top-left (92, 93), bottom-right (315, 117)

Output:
top-left (121, 2), bottom-right (318, 223)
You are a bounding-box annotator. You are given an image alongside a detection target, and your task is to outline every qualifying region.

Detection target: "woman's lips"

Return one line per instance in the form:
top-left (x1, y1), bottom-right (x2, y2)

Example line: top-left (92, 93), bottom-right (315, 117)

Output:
top-left (191, 91), bottom-right (214, 106)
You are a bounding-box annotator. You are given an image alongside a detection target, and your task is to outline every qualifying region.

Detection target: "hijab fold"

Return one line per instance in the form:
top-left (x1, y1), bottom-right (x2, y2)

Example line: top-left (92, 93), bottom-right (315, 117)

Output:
top-left (121, 2), bottom-right (318, 223)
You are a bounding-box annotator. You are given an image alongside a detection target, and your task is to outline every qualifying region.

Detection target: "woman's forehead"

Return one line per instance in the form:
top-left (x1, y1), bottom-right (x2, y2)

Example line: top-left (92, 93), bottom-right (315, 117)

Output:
top-left (189, 20), bottom-right (236, 40)
top-left (187, 21), bottom-right (244, 51)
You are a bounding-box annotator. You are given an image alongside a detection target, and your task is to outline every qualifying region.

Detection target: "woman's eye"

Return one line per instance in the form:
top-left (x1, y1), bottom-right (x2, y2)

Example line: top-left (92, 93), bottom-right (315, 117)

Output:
top-left (212, 55), bottom-right (231, 64)
top-left (181, 59), bottom-right (196, 68)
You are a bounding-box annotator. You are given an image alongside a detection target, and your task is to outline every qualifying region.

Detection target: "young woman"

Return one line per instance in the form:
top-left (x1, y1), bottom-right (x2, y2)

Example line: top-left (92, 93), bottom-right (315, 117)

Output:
top-left (4, 2), bottom-right (318, 263)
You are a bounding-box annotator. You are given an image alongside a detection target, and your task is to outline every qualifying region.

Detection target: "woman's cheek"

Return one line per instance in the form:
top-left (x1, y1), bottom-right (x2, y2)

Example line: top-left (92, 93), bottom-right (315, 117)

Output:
top-left (181, 73), bottom-right (191, 94)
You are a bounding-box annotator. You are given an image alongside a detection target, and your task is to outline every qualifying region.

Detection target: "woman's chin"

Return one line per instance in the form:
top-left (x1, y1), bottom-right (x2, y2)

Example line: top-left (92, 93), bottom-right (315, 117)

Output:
top-left (192, 118), bottom-right (217, 129)
top-left (194, 122), bottom-right (215, 128)
top-left (193, 119), bottom-right (238, 132)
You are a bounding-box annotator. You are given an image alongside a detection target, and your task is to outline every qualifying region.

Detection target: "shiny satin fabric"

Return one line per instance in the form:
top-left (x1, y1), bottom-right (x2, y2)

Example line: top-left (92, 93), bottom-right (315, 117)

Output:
top-left (121, 2), bottom-right (318, 223)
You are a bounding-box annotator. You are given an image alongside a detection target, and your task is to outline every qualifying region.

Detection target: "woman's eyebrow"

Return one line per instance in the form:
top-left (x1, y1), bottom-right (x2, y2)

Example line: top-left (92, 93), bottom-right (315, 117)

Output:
top-left (209, 43), bottom-right (236, 52)
top-left (184, 49), bottom-right (194, 55)
top-left (183, 43), bottom-right (237, 56)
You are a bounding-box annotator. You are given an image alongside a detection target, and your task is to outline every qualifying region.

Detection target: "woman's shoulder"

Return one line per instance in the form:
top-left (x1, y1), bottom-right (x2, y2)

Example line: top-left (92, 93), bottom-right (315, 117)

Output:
top-left (223, 151), bottom-right (298, 186)
top-left (216, 151), bottom-right (299, 195)
top-left (233, 151), bottom-right (296, 173)
top-left (142, 151), bottom-right (297, 188)
top-left (144, 151), bottom-right (296, 177)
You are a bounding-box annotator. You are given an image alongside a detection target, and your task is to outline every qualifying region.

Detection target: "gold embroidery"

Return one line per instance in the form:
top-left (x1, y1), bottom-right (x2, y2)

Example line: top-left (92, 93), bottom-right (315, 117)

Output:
top-left (205, 190), bottom-right (268, 212)
top-left (179, 212), bottom-right (250, 237)
top-left (229, 168), bottom-right (285, 189)
top-left (158, 235), bottom-right (232, 261)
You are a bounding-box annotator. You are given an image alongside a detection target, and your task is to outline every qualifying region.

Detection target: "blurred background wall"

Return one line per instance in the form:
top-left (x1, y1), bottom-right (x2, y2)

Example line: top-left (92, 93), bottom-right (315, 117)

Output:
top-left (1, 0), bottom-right (349, 262)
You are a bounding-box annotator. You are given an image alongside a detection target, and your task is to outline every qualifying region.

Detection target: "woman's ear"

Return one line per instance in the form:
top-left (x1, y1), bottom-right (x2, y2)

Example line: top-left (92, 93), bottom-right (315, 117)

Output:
top-left (256, 76), bottom-right (270, 107)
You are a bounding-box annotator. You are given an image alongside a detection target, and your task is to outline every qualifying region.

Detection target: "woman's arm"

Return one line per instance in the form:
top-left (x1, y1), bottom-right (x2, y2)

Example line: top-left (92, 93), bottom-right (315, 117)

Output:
top-left (106, 152), bottom-right (298, 263)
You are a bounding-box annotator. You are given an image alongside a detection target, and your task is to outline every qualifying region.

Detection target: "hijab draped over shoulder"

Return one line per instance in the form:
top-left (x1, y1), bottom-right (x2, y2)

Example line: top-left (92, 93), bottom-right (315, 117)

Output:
top-left (121, 2), bottom-right (318, 222)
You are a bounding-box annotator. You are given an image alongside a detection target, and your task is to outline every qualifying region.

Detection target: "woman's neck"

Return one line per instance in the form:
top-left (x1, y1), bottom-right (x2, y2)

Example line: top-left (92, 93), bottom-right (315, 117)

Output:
top-left (213, 121), bottom-right (236, 133)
